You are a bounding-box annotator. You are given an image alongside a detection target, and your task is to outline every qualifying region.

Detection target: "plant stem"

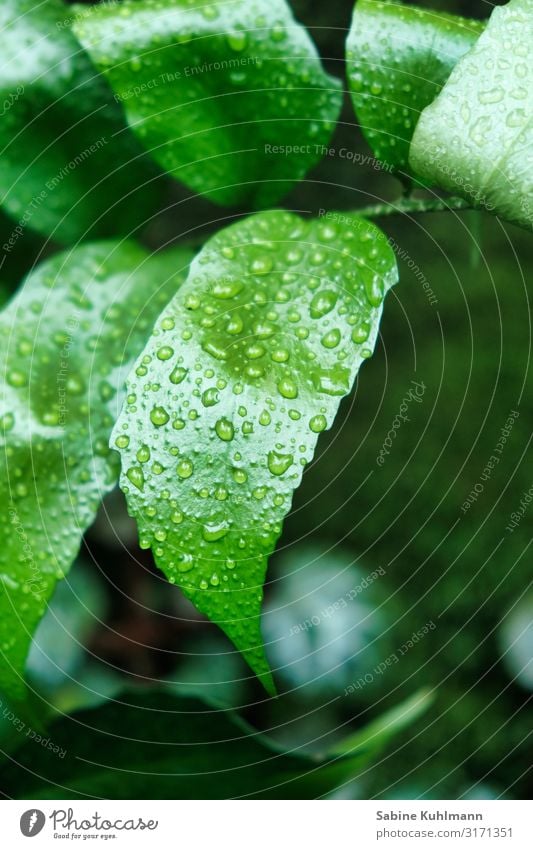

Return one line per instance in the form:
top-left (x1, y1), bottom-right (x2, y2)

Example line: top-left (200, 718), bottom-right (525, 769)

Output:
top-left (358, 196), bottom-right (471, 219)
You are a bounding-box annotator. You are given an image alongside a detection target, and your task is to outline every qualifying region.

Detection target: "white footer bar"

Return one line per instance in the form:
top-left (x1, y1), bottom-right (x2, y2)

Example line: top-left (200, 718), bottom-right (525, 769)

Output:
top-left (1, 800), bottom-right (529, 847)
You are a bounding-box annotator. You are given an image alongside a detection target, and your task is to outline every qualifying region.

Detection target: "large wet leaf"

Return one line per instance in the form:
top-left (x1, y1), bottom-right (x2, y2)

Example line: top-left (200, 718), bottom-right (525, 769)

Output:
top-left (346, 0), bottom-right (484, 180)
top-left (410, 0), bottom-right (532, 230)
top-left (0, 688), bottom-right (432, 799)
top-left (0, 242), bottom-right (192, 704)
top-left (112, 211), bottom-right (398, 692)
top-left (73, 0), bottom-right (343, 208)
top-left (0, 0), bottom-right (163, 244)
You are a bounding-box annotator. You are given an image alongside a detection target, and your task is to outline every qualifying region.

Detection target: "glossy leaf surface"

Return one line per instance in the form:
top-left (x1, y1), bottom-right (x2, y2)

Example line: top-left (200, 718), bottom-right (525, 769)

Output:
top-left (112, 210), bottom-right (398, 691)
top-left (0, 242), bottom-right (192, 703)
top-left (410, 0), bottom-right (533, 230)
top-left (0, 0), bottom-right (163, 243)
top-left (73, 0), bottom-right (343, 208)
top-left (346, 0), bottom-right (484, 179)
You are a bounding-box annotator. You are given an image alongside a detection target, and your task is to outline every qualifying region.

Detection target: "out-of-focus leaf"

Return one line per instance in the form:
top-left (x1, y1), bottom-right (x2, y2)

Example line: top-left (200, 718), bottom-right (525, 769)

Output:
top-left (112, 210), bottom-right (397, 692)
top-left (346, 0), bottom-right (484, 180)
top-left (0, 242), bottom-right (193, 704)
top-left (498, 594), bottom-right (533, 692)
top-left (0, 688), bottom-right (432, 799)
top-left (26, 560), bottom-right (107, 692)
top-left (73, 0), bottom-right (343, 208)
top-left (0, 0), bottom-right (164, 244)
top-left (410, 0), bottom-right (533, 230)
top-left (263, 543), bottom-right (390, 695)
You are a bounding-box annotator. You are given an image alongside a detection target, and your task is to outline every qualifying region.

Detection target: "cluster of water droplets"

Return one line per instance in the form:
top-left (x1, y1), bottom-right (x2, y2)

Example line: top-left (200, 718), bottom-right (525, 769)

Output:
top-left (409, 0), bottom-right (532, 228)
top-left (75, 0), bottom-right (343, 208)
top-left (0, 243), bottom-right (190, 697)
top-left (115, 210), bottom-right (396, 652)
top-left (346, 0), bottom-right (485, 174)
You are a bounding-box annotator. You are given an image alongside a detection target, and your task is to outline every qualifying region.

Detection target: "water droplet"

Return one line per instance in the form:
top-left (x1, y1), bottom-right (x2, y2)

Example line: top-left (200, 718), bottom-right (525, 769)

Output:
top-left (42, 409), bottom-right (60, 426)
top-left (201, 4), bottom-right (219, 20)
top-left (365, 274), bottom-right (384, 307)
top-left (351, 323), bottom-right (370, 344)
top-left (278, 377), bottom-right (298, 399)
top-left (271, 347), bottom-right (290, 363)
top-left (157, 345), bottom-right (174, 360)
top-left (177, 458), bottom-right (194, 479)
top-left (312, 366), bottom-right (351, 396)
top-left (212, 278), bottom-right (243, 299)
top-left (0, 413), bottom-right (15, 432)
top-left (506, 108), bottom-right (526, 128)
top-left (253, 320), bottom-right (275, 339)
top-left (251, 256), bottom-right (273, 275)
top-left (309, 414), bottom-right (327, 433)
top-left (268, 450), bottom-right (293, 476)
top-left (226, 314), bottom-right (244, 335)
top-left (245, 363), bottom-right (264, 380)
top-left (479, 87), bottom-right (504, 105)
top-left (271, 21), bottom-right (286, 42)
top-left (169, 366), bottom-right (188, 384)
top-left (99, 380), bottom-right (115, 401)
top-left (227, 30), bottom-right (248, 52)
top-left (350, 71), bottom-right (363, 92)
top-left (245, 343), bottom-right (265, 359)
top-left (177, 553), bottom-right (194, 573)
top-left (126, 466), bottom-right (145, 491)
top-left (203, 520), bottom-right (230, 542)
top-left (286, 248), bottom-right (302, 264)
top-left (137, 444), bottom-right (151, 463)
top-left (321, 328), bottom-right (341, 348)
top-left (202, 387), bottom-right (220, 407)
top-left (150, 406), bottom-right (169, 427)
top-left (310, 290), bottom-right (338, 319)
top-left (215, 417), bottom-right (234, 441)
top-left (202, 340), bottom-right (227, 360)
top-left (7, 370), bottom-right (27, 388)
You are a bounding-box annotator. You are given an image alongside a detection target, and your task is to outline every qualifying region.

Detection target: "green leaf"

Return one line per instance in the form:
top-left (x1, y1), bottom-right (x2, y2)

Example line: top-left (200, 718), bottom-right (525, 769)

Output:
top-left (0, 0), bottom-right (164, 244)
top-left (0, 688), bottom-right (432, 799)
top-left (409, 0), bottom-right (533, 230)
top-left (112, 210), bottom-right (398, 692)
top-left (0, 242), bottom-right (193, 704)
top-left (73, 0), bottom-right (343, 208)
top-left (346, 0), bottom-right (484, 180)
